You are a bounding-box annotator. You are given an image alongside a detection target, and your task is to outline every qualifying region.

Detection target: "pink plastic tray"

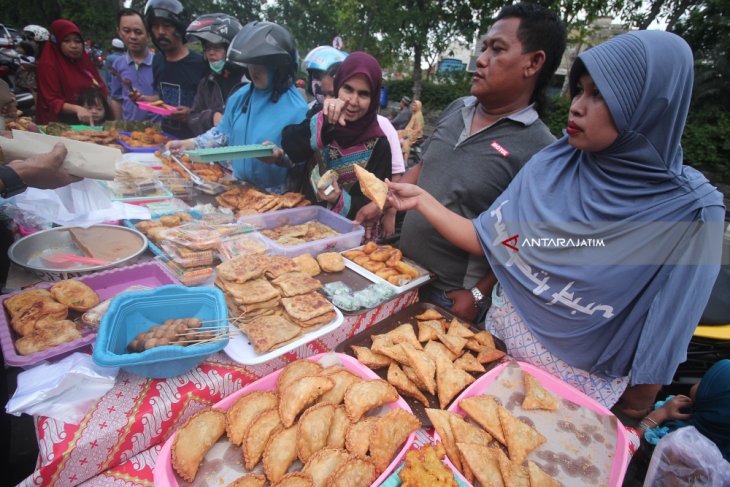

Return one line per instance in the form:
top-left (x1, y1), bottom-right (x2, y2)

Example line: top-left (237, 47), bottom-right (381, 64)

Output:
top-left (434, 361), bottom-right (630, 487)
top-left (0, 261), bottom-right (179, 368)
top-left (153, 352), bottom-right (417, 486)
top-left (137, 101), bottom-right (177, 116)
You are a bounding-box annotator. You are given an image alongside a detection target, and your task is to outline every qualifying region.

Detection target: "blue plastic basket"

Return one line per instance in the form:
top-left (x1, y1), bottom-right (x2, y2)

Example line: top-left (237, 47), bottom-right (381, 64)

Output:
top-left (92, 285), bottom-right (228, 378)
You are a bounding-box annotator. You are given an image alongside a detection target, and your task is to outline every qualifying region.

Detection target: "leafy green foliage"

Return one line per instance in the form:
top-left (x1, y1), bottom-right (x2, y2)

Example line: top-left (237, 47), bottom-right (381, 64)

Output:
top-left (682, 108), bottom-right (730, 180)
top-left (384, 78), bottom-right (471, 110)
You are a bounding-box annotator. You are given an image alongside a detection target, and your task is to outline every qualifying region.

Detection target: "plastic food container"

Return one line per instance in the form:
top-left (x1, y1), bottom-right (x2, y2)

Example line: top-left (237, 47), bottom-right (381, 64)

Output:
top-left (92, 285), bottom-right (228, 378)
top-left (438, 361), bottom-right (631, 487)
top-left (117, 130), bottom-right (175, 153)
top-left (236, 206), bottom-right (364, 258)
top-left (217, 233), bottom-right (269, 261)
top-left (0, 261), bottom-right (178, 368)
top-left (161, 241), bottom-right (217, 268)
top-left (153, 352), bottom-right (417, 486)
top-left (155, 256), bottom-right (216, 287)
top-left (98, 180), bottom-right (173, 204)
top-left (161, 222), bottom-right (226, 250)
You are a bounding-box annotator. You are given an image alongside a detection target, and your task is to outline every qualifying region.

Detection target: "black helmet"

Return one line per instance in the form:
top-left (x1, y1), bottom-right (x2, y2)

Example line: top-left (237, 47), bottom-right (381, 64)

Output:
top-left (227, 21), bottom-right (297, 71)
top-left (187, 13), bottom-right (242, 46)
top-left (144, 0), bottom-right (188, 47)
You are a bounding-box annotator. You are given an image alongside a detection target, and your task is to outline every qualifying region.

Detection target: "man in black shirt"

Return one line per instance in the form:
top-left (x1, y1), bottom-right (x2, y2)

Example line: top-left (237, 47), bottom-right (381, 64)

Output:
top-left (138, 0), bottom-right (204, 138)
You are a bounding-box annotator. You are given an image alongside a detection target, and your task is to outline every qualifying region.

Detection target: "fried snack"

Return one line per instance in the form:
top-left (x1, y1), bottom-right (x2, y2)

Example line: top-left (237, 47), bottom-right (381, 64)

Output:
top-left (297, 403), bottom-right (335, 463)
top-left (497, 405), bottom-right (546, 465)
top-left (279, 375), bottom-right (335, 427)
top-left (401, 343), bottom-right (436, 395)
top-left (326, 405), bottom-right (350, 449)
top-left (4, 289), bottom-right (68, 336)
top-left (318, 368), bottom-right (362, 405)
top-left (449, 413), bottom-right (492, 446)
top-left (277, 360), bottom-right (324, 396)
top-left (434, 354), bottom-right (476, 409)
top-left (522, 373), bottom-right (559, 411)
top-left (292, 253), bottom-right (321, 277)
top-left (15, 319), bottom-right (82, 355)
top-left (457, 443), bottom-right (503, 487)
top-left (172, 408), bottom-right (226, 483)
top-left (292, 310), bottom-right (336, 327)
top-left (477, 346), bottom-right (507, 364)
top-left (425, 408), bottom-right (462, 472)
top-left (436, 331), bottom-right (467, 356)
top-left (226, 278), bottom-right (281, 305)
top-left (528, 460), bottom-right (564, 487)
top-left (217, 254), bottom-right (269, 283)
top-left (370, 408), bottom-right (421, 472)
top-left (424, 340), bottom-right (459, 363)
top-left (241, 315), bottom-right (301, 353)
top-left (446, 319), bottom-right (475, 338)
top-left (328, 456), bottom-right (378, 487)
top-left (458, 395), bottom-right (505, 445)
top-left (265, 255), bottom-right (300, 278)
top-left (402, 365), bottom-right (429, 392)
top-left (226, 391), bottom-right (278, 446)
top-left (316, 252), bottom-right (345, 273)
top-left (280, 292), bottom-right (334, 322)
top-left (473, 330), bottom-right (496, 348)
top-left (301, 448), bottom-right (351, 487)
top-left (399, 443), bottom-right (458, 487)
top-left (243, 407), bottom-right (283, 470)
top-left (343, 379), bottom-right (399, 422)
top-left (351, 345), bottom-right (391, 369)
top-left (417, 320), bottom-right (444, 342)
top-left (229, 474), bottom-right (266, 487)
top-left (362, 260), bottom-right (385, 273)
top-left (275, 472), bottom-right (313, 487)
top-left (371, 335), bottom-right (409, 365)
top-left (345, 416), bottom-right (378, 457)
top-left (394, 260), bottom-right (419, 279)
top-left (387, 362), bottom-right (428, 406)
top-left (385, 323), bottom-right (423, 351)
top-left (317, 169), bottom-right (339, 190)
top-left (135, 220), bottom-right (163, 234)
top-left (453, 352), bottom-right (486, 373)
top-left (494, 446), bottom-right (530, 487)
top-left (375, 267), bottom-right (399, 280)
top-left (352, 164), bottom-right (387, 209)
top-left (263, 425), bottom-right (299, 484)
top-left (369, 246), bottom-right (393, 262)
top-left (272, 272), bottom-right (323, 297)
top-left (415, 309), bottom-right (443, 321)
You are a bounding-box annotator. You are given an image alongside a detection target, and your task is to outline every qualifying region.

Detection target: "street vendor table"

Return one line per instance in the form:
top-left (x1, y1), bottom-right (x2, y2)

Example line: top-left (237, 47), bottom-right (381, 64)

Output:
top-left (17, 290), bottom-right (418, 487)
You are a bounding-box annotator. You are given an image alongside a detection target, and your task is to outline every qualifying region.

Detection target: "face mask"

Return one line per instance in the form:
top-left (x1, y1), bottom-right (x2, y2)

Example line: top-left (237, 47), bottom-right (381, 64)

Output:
top-left (209, 60), bottom-right (225, 74)
top-left (312, 80), bottom-right (324, 105)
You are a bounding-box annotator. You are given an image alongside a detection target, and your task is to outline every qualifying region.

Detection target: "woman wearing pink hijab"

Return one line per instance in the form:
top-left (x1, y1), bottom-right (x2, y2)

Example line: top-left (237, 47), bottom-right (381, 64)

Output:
top-left (36, 19), bottom-right (109, 124)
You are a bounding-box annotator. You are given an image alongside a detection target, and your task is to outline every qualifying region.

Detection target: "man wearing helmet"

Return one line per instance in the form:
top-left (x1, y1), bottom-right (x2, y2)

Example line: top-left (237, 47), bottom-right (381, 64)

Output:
top-left (110, 8), bottom-right (158, 121)
top-left (185, 13), bottom-right (245, 136)
top-left (135, 0), bottom-right (204, 137)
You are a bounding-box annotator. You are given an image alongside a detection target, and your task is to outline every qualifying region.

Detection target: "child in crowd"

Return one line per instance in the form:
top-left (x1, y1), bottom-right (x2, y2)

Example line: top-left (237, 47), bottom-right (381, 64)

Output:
top-left (76, 88), bottom-right (110, 126)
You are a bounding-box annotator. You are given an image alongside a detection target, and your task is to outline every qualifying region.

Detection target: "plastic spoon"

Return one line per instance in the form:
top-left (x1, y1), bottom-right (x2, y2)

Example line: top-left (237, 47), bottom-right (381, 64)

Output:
top-left (41, 253), bottom-right (110, 267)
top-left (162, 150), bottom-right (205, 186)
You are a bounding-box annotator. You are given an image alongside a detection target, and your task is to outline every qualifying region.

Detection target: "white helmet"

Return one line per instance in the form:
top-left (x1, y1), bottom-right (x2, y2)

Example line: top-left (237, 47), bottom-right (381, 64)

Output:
top-left (23, 25), bottom-right (49, 42)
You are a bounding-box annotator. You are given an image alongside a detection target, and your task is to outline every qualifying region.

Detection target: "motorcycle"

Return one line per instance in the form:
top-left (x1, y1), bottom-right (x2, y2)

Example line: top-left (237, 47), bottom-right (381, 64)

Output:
top-left (0, 47), bottom-right (35, 114)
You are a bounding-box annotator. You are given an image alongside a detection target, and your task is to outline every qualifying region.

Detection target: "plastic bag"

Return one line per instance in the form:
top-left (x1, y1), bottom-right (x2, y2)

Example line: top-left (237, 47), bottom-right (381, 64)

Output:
top-left (643, 426), bottom-right (730, 486)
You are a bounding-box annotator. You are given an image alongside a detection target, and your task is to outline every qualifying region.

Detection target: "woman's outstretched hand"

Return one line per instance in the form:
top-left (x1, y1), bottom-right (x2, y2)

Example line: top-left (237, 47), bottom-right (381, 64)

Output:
top-left (322, 98), bottom-right (347, 126)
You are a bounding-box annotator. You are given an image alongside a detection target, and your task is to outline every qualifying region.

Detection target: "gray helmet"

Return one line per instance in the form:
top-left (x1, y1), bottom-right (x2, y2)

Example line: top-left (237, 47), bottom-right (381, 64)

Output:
top-left (227, 21), bottom-right (297, 72)
top-left (144, 0), bottom-right (188, 48)
top-left (187, 13), bottom-right (242, 46)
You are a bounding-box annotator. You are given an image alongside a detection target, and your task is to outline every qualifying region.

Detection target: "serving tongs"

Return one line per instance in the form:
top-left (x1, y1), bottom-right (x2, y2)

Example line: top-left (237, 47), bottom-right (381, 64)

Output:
top-left (162, 149), bottom-right (205, 186)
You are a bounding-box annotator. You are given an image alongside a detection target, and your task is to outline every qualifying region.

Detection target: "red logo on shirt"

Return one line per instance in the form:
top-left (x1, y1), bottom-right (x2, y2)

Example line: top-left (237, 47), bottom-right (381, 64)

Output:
top-left (490, 141), bottom-right (510, 157)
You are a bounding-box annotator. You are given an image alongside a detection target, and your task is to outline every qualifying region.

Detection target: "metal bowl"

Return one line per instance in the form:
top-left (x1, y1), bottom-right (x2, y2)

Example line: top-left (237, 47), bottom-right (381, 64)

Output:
top-left (8, 224), bottom-right (149, 281)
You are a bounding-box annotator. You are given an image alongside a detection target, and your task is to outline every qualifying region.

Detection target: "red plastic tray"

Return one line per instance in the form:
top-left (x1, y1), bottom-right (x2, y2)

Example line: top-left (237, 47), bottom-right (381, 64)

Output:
top-left (0, 261), bottom-right (178, 368)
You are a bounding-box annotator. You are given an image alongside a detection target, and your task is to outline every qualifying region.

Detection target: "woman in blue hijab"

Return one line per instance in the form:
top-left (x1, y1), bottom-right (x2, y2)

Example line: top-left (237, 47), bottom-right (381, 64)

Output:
top-left (166, 22), bottom-right (307, 193)
top-left (387, 30), bottom-right (725, 413)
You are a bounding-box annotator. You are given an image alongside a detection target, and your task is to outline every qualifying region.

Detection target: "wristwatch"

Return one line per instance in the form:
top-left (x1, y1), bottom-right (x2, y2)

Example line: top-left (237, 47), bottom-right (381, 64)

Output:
top-left (0, 164), bottom-right (27, 198)
top-left (470, 286), bottom-right (485, 308)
